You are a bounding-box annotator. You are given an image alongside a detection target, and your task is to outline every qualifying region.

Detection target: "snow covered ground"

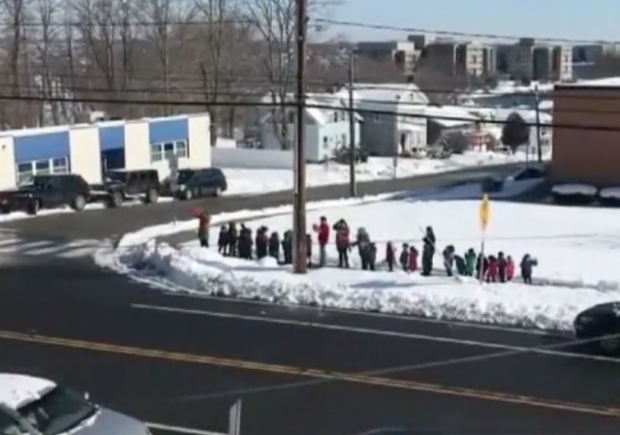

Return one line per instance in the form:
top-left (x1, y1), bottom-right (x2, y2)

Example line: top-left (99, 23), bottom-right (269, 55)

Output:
top-left (97, 178), bottom-right (620, 332)
top-left (222, 150), bottom-right (549, 196)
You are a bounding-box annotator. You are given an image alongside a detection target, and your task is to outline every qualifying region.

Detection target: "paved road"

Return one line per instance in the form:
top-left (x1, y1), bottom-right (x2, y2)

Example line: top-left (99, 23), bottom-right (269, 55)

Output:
top-left (0, 163), bottom-right (523, 239)
top-left (5, 163), bottom-right (619, 434)
top-left (2, 260), bottom-right (620, 434)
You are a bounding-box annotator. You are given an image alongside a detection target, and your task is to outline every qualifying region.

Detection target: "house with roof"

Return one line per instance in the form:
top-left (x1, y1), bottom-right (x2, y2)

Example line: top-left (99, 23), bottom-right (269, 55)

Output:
top-left (258, 92), bottom-right (362, 162)
top-left (343, 83), bottom-right (430, 156)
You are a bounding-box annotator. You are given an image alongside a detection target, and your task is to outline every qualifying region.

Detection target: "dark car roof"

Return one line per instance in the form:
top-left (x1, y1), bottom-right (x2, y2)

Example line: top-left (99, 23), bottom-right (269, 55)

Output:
top-left (107, 168), bottom-right (157, 173)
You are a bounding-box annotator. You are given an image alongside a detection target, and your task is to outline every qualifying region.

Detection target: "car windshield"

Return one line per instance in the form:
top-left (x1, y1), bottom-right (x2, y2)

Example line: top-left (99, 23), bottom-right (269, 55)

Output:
top-left (17, 387), bottom-right (97, 435)
top-left (104, 171), bottom-right (126, 183)
top-left (0, 410), bottom-right (24, 435)
top-left (176, 170), bottom-right (197, 184)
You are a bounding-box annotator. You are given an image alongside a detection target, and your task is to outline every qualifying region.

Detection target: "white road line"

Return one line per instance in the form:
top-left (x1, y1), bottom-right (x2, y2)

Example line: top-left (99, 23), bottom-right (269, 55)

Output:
top-left (160, 290), bottom-right (552, 337)
top-left (130, 303), bottom-right (620, 364)
top-left (15, 240), bottom-right (52, 250)
top-left (0, 237), bottom-right (23, 248)
top-left (147, 422), bottom-right (225, 435)
top-left (26, 244), bottom-right (67, 255)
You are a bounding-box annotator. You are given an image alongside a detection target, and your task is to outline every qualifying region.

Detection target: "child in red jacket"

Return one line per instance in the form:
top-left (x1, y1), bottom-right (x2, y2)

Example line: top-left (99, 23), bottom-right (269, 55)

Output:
top-left (506, 255), bottom-right (515, 281)
top-left (385, 242), bottom-right (396, 271)
top-left (312, 216), bottom-right (330, 267)
top-left (408, 246), bottom-right (418, 273)
top-left (486, 255), bottom-right (498, 282)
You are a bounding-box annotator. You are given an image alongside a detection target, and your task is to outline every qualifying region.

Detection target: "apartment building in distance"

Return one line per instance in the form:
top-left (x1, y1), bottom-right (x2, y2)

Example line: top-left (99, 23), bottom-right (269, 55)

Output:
top-left (419, 38), bottom-right (486, 77)
top-left (355, 40), bottom-right (419, 73)
top-left (496, 38), bottom-right (572, 81)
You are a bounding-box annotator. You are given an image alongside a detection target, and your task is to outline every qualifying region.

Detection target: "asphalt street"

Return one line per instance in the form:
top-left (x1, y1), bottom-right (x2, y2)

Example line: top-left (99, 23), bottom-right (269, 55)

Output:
top-left (0, 163), bottom-right (523, 239)
top-left (3, 164), bottom-right (620, 434)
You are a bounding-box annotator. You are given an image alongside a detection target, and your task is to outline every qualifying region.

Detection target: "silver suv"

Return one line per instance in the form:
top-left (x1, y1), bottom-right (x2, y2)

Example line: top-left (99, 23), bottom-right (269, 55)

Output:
top-left (0, 374), bottom-right (151, 435)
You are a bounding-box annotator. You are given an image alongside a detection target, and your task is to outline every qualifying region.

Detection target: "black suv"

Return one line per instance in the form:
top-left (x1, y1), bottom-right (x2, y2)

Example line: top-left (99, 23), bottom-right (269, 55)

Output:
top-left (0, 174), bottom-right (93, 215)
top-left (171, 168), bottom-right (227, 200)
top-left (97, 169), bottom-right (161, 207)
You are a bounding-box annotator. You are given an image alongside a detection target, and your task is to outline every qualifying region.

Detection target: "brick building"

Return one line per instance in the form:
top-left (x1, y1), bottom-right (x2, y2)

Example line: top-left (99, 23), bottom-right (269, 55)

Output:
top-left (551, 82), bottom-right (620, 186)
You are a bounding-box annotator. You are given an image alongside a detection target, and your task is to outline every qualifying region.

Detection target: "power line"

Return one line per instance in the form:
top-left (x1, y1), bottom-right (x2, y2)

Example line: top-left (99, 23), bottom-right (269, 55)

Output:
top-left (315, 18), bottom-right (620, 45)
top-left (0, 92), bottom-right (615, 133)
top-left (7, 81), bottom-right (620, 116)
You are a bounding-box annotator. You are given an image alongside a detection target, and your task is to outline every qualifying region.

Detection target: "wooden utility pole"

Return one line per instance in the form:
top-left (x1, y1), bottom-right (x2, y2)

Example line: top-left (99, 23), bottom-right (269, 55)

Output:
top-left (347, 51), bottom-right (357, 197)
top-left (292, 0), bottom-right (308, 273)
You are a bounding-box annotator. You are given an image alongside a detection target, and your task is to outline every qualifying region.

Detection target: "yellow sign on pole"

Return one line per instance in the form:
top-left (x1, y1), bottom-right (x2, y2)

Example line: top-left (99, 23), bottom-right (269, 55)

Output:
top-left (479, 193), bottom-right (490, 232)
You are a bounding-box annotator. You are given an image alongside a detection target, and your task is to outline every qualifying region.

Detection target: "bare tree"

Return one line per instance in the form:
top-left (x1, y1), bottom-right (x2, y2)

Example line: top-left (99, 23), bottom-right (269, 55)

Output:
top-left (242, 0), bottom-right (341, 149)
top-left (31, 0), bottom-right (64, 124)
top-left (72, 0), bottom-right (139, 116)
top-left (0, 0), bottom-right (36, 127)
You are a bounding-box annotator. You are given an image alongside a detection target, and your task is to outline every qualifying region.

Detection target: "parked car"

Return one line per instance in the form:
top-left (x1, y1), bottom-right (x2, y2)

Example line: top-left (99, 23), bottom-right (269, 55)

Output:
top-left (0, 373), bottom-right (151, 435)
top-left (96, 169), bottom-right (160, 207)
top-left (574, 302), bottom-right (620, 354)
top-left (170, 168), bottom-right (228, 200)
top-left (0, 174), bottom-right (97, 215)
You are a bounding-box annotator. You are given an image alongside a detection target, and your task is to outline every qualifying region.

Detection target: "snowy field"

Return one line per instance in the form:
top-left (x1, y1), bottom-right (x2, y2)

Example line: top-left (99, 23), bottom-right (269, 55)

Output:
top-left (97, 178), bottom-right (620, 332)
top-left (222, 151), bottom-right (547, 196)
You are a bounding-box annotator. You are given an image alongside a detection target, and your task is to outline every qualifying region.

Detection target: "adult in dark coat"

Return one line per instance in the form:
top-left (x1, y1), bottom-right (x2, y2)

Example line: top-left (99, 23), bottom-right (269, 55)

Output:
top-left (281, 230), bottom-right (293, 264)
top-left (255, 227), bottom-right (268, 259)
top-left (227, 223), bottom-right (238, 256)
top-left (421, 226), bottom-right (436, 276)
top-left (268, 232), bottom-right (280, 260)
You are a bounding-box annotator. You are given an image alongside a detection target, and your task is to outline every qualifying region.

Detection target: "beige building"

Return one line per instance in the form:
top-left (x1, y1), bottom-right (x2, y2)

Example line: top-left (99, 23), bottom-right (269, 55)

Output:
top-left (356, 40), bottom-right (419, 73)
top-left (498, 38), bottom-right (572, 81)
top-left (422, 40), bottom-right (487, 77)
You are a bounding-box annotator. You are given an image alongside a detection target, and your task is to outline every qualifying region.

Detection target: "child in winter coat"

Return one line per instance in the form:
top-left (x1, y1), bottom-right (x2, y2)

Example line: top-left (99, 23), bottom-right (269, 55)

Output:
top-left (399, 243), bottom-right (410, 271)
top-left (268, 232), bottom-right (280, 260)
top-left (368, 243), bottom-right (377, 271)
top-left (255, 227), bottom-right (268, 260)
top-left (454, 254), bottom-right (466, 276)
top-left (353, 227), bottom-right (372, 270)
top-left (497, 252), bottom-right (507, 282)
top-left (313, 216), bottom-right (330, 267)
top-left (385, 242), bottom-right (396, 271)
top-left (506, 255), bottom-right (515, 281)
top-left (281, 230), bottom-right (293, 264)
top-left (442, 245), bottom-right (455, 276)
top-left (476, 253), bottom-right (488, 281)
top-left (197, 210), bottom-right (210, 248)
top-left (306, 234), bottom-right (313, 267)
top-left (520, 254), bottom-right (537, 284)
top-left (218, 225), bottom-right (229, 254)
top-left (227, 223), bottom-right (238, 256)
top-left (486, 255), bottom-right (498, 282)
top-left (408, 246), bottom-right (418, 273)
top-left (464, 248), bottom-right (476, 276)
top-left (333, 219), bottom-right (351, 268)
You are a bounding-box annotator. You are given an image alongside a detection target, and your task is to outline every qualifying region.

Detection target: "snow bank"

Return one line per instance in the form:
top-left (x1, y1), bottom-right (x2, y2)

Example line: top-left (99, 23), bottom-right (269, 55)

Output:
top-left (599, 187), bottom-right (620, 199)
top-left (552, 184), bottom-right (597, 196)
top-left (102, 185), bottom-right (620, 332)
top-left (115, 240), bottom-right (618, 331)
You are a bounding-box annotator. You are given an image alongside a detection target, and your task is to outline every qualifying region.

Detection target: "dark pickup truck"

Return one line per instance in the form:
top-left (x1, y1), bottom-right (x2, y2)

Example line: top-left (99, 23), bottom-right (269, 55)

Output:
top-left (0, 173), bottom-right (114, 215)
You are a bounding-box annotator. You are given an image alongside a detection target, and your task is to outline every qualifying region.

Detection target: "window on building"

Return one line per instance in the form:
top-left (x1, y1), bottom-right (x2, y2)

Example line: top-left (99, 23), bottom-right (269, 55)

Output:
top-left (342, 134), bottom-right (347, 147)
top-left (35, 159), bottom-right (51, 175)
top-left (52, 157), bottom-right (69, 173)
top-left (151, 140), bottom-right (189, 163)
top-left (373, 113), bottom-right (380, 122)
top-left (322, 136), bottom-right (328, 149)
top-left (15, 156), bottom-right (69, 184)
top-left (333, 111), bottom-right (339, 122)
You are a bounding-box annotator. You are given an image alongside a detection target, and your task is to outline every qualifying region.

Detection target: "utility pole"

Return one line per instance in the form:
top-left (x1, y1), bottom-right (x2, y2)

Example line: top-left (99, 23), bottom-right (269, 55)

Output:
top-left (347, 51), bottom-right (357, 197)
top-left (292, 0), bottom-right (307, 274)
top-left (534, 85), bottom-right (543, 163)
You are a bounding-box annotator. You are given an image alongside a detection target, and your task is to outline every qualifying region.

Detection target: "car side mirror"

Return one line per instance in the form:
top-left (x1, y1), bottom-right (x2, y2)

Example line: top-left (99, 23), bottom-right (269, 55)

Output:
top-left (84, 392), bottom-right (90, 400)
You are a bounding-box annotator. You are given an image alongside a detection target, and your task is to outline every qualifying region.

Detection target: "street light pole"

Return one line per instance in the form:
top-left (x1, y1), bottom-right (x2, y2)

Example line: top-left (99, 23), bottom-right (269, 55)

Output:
top-left (292, 0), bottom-right (307, 274)
top-left (347, 51), bottom-right (357, 197)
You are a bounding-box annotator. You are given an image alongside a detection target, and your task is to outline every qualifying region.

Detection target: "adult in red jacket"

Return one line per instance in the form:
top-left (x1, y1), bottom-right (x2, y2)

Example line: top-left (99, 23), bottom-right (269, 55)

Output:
top-left (195, 209), bottom-right (210, 247)
top-left (313, 216), bottom-right (330, 267)
top-left (333, 219), bottom-right (350, 268)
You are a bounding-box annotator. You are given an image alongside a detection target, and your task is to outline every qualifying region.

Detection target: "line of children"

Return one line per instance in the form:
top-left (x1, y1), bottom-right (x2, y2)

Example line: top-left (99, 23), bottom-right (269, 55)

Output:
top-left (205, 215), bottom-right (538, 283)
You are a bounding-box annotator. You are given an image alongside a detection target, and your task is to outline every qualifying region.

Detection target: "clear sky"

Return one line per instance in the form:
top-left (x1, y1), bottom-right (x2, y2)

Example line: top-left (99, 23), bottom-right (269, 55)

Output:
top-left (326, 0), bottom-right (619, 43)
